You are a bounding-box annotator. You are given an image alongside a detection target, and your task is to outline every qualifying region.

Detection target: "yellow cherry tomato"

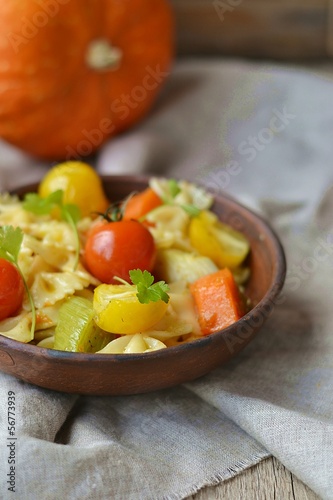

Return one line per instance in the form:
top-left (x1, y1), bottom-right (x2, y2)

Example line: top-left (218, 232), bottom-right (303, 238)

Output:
top-left (93, 284), bottom-right (168, 334)
top-left (38, 161), bottom-right (109, 218)
top-left (189, 210), bottom-right (250, 269)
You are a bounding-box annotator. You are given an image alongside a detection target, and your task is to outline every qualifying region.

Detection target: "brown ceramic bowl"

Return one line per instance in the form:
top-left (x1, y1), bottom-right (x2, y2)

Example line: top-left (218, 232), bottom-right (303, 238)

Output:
top-left (0, 175), bottom-right (286, 395)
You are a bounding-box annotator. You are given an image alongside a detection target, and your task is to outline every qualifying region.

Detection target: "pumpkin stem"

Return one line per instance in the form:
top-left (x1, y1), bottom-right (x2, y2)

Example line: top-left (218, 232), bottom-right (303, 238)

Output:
top-left (86, 39), bottom-right (122, 71)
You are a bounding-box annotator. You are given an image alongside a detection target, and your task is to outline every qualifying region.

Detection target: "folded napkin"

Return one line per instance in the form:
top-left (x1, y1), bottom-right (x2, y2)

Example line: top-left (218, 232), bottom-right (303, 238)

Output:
top-left (1, 59), bottom-right (333, 500)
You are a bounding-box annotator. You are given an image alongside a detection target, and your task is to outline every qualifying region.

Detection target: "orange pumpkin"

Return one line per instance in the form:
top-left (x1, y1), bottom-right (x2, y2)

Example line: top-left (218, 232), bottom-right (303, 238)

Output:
top-left (0, 0), bottom-right (174, 160)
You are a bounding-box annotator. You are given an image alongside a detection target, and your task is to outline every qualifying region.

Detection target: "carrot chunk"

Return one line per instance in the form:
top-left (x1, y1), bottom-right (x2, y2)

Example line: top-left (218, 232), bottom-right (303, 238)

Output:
top-left (123, 188), bottom-right (163, 220)
top-left (189, 268), bottom-right (244, 335)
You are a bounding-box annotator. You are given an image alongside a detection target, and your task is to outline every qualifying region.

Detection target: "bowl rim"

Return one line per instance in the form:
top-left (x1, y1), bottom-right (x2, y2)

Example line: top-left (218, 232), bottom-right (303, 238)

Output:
top-left (0, 174), bottom-right (287, 364)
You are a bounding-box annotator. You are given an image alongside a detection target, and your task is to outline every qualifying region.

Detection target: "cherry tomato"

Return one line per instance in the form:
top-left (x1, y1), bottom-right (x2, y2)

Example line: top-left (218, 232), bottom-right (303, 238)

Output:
top-left (84, 220), bottom-right (156, 284)
top-left (0, 259), bottom-right (25, 321)
top-left (38, 161), bottom-right (109, 218)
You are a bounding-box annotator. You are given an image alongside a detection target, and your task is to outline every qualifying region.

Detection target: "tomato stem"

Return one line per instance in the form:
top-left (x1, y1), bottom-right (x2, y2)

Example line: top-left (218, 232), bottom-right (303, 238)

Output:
top-left (98, 192), bottom-right (137, 223)
top-left (102, 202), bottom-right (123, 222)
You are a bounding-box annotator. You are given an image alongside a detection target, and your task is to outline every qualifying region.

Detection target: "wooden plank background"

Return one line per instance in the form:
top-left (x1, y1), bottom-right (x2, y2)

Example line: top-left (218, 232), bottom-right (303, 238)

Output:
top-left (190, 457), bottom-right (321, 499)
top-left (170, 0), bottom-right (333, 60)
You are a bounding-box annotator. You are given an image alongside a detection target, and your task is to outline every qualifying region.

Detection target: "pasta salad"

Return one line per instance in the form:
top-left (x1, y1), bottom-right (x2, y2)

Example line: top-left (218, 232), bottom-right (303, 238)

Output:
top-left (0, 162), bottom-right (251, 355)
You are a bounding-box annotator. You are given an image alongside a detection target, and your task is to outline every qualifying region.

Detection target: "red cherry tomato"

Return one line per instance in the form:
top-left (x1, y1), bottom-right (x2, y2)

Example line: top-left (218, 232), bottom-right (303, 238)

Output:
top-left (0, 258), bottom-right (25, 321)
top-left (84, 220), bottom-right (156, 284)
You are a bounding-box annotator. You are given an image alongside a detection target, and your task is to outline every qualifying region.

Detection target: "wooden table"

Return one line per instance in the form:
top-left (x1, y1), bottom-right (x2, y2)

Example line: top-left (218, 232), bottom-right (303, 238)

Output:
top-left (170, 0), bottom-right (333, 60)
top-left (190, 457), bottom-right (321, 499)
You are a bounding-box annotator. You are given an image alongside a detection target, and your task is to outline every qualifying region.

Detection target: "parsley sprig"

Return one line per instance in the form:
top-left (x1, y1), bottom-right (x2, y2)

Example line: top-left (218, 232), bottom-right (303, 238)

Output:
top-left (129, 269), bottom-right (170, 304)
top-left (23, 190), bottom-right (81, 269)
top-left (0, 225), bottom-right (36, 335)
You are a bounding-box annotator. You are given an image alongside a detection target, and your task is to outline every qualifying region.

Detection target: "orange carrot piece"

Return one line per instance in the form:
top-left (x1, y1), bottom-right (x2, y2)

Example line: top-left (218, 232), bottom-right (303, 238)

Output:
top-left (123, 188), bottom-right (163, 220)
top-left (189, 268), bottom-right (244, 335)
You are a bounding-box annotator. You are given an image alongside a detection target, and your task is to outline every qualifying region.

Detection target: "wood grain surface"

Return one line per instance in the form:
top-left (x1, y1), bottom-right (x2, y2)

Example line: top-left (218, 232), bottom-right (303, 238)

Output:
top-left (170, 0), bottom-right (332, 60)
top-left (189, 457), bottom-right (321, 499)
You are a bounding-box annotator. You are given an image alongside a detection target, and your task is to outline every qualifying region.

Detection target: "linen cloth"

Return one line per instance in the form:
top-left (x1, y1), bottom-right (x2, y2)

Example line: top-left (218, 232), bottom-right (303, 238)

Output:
top-left (0, 59), bottom-right (333, 499)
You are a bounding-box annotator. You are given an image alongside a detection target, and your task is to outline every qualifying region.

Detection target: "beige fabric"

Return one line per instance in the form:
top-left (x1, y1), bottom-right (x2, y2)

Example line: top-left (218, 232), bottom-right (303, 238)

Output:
top-left (0, 59), bottom-right (333, 499)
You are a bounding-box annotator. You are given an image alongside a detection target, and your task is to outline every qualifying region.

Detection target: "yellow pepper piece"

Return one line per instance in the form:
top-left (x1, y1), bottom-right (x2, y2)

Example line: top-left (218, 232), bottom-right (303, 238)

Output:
top-left (93, 284), bottom-right (168, 334)
top-left (188, 210), bottom-right (250, 269)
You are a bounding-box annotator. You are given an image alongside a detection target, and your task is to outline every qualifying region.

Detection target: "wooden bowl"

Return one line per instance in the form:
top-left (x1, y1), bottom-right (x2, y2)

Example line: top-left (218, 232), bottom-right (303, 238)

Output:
top-left (0, 175), bottom-right (286, 395)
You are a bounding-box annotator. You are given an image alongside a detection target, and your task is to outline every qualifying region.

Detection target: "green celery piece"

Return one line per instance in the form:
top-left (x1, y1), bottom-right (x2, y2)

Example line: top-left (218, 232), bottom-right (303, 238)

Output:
top-left (54, 296), bottom-right (113, 353)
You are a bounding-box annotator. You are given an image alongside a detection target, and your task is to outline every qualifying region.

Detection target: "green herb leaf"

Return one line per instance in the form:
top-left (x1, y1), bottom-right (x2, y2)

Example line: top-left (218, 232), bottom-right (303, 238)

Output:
top-left (157, 180), bottom-right (201, 218)
top-left (0, 225), bottom-right (23, 263)
top-left (23, 190), bottom-right (81, 269)
top-left (0, 225), bottom-right (36, 335)
top-left (181, 204), bottom-right (201, 217)
top-left (23, 190), bottom-right (63, 215)
top-left (129, 269), bottom-right (170, 304)
top-left (168, 179), bottom-right (181, 198)
top-left (130, 269), bottom-right (154, 288)
top-left (61, 204), bottom-right (81, 225)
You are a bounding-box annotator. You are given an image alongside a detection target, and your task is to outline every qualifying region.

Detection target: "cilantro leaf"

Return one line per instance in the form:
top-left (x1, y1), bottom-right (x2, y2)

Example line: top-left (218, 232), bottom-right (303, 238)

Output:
top-left (168, 179), bottom-right (181, 198)
top-left (0, 225), bottom-right (36, 335)
top-left (23, 190), bottom-right (81, 269)
top-left (156, 179), bottom-right (201, 218)
top-left (145, 281), bottom-right (170, 304)
top-left (181, 204), bottom-right (201, 217)
top-left (23, 190), bottom-right (63, 215)
top-left (130, 269), bottom-right (154, 288)
top-left (129, 269), bottom-right (170, 304)
top-left (61, 204), bottom-right (81, 225)
top-left (0, 225), bottom-right (23, 263)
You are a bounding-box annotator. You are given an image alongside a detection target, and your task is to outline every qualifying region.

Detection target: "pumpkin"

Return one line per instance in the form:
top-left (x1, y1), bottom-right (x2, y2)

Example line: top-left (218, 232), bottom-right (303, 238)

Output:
top-left (0, 0), bottom-right (174, 160)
